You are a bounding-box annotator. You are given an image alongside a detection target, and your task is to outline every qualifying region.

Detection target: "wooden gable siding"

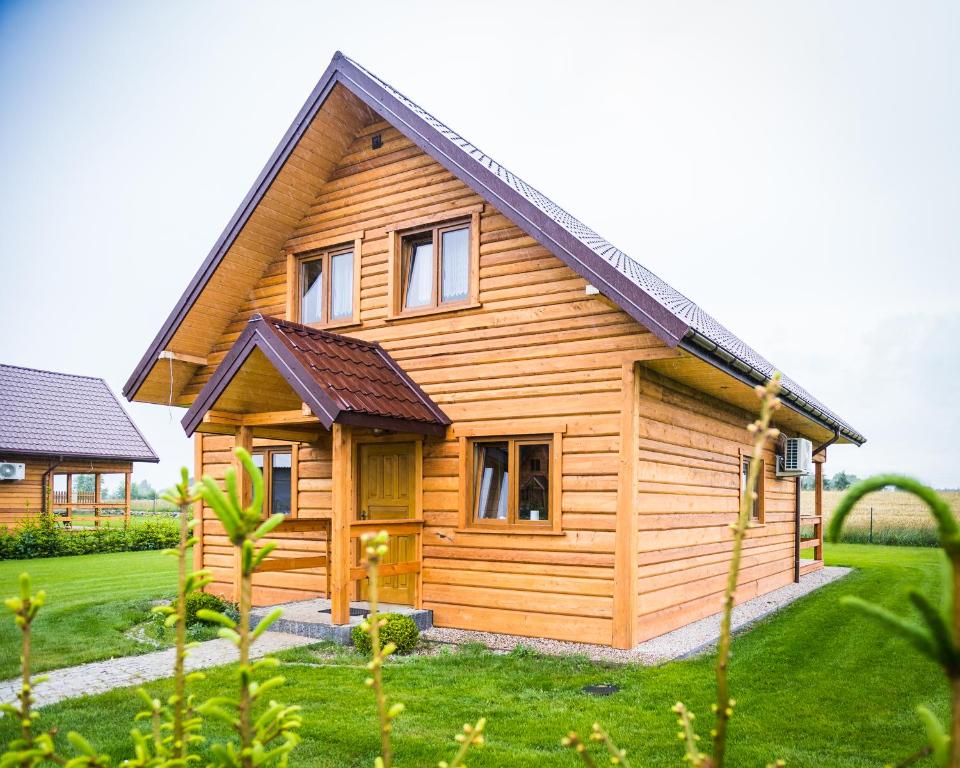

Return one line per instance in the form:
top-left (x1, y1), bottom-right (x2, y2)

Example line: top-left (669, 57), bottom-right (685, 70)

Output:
top-left (633, 369), bottom-right (798, 641)
top-left (135, 85), bottom-right (375, 404)
top-left (0, 455), bottom-right (133, 528)
top-left (191, 121), bottom-right (675, 644)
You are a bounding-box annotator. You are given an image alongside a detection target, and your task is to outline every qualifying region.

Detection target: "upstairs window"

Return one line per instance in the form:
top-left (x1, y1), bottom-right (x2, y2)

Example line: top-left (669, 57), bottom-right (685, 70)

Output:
top-left (400, 220), bottom-right (470, 311)
top-left (387, 208), bottom-right (480, 318)
top-left (297, 245), bottom-right (356, 326)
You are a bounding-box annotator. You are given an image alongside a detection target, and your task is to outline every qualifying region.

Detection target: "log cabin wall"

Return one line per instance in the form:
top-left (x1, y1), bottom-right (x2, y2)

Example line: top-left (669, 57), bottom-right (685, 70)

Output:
top-left (0, 455), bottom-right (133, 528)
top-left (189, 120), bottom-right (805, 646)
top-left (189, 121), bottom-right (674, 644)
top-left (633, 368), bottom-right (799, 642)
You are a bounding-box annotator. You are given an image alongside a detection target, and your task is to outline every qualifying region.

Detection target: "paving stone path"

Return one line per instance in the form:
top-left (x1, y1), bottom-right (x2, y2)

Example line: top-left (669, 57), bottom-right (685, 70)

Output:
top-left (0, 631), bottom-right (316, 709)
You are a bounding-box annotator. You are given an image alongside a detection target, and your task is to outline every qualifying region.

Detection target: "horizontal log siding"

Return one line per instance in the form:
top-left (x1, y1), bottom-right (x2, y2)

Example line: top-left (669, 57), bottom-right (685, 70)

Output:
top-left (199, 433), bottom-right (331, 606)
top-left (634, 369), bottom-right (798, 641)
top-left (189, 121), bottom-right (669, 643)
top-left (0, 455), bottom-right (132, 528)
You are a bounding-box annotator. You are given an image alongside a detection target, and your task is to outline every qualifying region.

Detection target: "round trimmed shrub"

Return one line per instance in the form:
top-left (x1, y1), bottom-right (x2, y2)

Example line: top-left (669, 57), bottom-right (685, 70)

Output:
top-left (183, 591), bottom-right (235, 626)
top-left (352, 613), bottom-right (419, 655)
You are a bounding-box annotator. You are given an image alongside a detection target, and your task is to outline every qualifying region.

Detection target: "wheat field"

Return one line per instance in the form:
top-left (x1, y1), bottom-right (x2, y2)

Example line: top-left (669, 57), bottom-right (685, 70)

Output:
top-left (801, 489), bottom-right (960, 546)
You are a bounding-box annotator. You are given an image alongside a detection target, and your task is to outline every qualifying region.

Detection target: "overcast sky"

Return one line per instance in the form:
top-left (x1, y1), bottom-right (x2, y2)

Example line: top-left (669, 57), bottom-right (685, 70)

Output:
top-left (1, 1), bottom-right (957, 489)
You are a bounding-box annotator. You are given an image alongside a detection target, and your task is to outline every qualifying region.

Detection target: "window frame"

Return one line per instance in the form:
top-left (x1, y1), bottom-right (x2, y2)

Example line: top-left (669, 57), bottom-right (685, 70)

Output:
top-left (252, 445), bottom-right (297, 519)
top-left (457, 423), bottom-right (564, 535)
top-left (286, 236), bottom-right (362, 329)
top-left (387, 206), bottom-right (482, 320)
top-left (740, 453), bottom-right (765, 523)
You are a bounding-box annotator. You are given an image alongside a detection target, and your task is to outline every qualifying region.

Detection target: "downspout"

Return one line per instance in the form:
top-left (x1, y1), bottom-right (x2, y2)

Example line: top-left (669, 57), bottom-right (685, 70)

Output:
top-left (794, 429), bottom-right (841, 582)
top-left (41, 456), bottom-right (64, 515)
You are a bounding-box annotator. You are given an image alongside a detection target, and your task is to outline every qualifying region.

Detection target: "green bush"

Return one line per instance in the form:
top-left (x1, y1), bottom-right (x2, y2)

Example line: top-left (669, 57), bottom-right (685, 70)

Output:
top-left (0, 513), bottom-right (180, 560)
top-left (183, 591), bottom-right (238, 627)
top-left (352, 612), bottom-right (420, 655)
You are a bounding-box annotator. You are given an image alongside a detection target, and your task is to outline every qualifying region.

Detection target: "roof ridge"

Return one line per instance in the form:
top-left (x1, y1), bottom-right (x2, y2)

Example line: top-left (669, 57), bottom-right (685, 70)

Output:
top-left (0, 362), bottom-right (109, 384)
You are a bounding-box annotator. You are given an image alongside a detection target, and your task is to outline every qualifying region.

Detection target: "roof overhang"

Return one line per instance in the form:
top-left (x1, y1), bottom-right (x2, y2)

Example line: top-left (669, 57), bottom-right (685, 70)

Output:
top-left (0, 448), bottom-right (158, 463)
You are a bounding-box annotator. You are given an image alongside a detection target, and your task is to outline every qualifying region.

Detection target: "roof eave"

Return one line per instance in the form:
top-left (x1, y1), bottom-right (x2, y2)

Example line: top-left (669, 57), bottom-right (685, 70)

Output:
top-left (0, 447), bottom-right (159, 463)
top-left (679, 331), bottom-right (866, 446)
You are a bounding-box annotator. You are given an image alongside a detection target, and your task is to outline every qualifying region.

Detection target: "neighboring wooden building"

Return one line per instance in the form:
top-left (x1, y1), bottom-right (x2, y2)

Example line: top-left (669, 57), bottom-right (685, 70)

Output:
top-left (0, 364), bottom-right (158, 528)
top-left (124, 53), bottom-right (864, 648)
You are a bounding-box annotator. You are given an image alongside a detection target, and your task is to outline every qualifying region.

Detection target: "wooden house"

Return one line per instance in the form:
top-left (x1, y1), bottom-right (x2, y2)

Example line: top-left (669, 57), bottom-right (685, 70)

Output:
top-left (1, 364), bottom-right (158, 528)
top-left (124, 53), bottom-right (864, 648)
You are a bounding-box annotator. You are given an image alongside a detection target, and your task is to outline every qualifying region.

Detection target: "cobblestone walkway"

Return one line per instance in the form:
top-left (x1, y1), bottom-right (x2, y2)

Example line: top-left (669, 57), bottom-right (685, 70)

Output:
top-left (0, 632), bottom-right (316, 708)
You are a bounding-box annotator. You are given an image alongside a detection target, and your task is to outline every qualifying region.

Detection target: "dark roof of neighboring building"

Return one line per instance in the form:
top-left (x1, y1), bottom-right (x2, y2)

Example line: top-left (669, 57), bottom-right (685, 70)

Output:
top-left (125, 52), bottom-right (864, 445)
top-left (181, 315), bottom-right (450, 437)
top-left (0, 364), bottom-right (158, 462)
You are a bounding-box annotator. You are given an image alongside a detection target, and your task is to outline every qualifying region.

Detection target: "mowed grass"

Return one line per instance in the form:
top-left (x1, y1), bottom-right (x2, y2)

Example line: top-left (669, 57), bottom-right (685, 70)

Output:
top-left (0, 550), bottom-right (178, 679)
top-left (1, 544), bottom-right (946, 766)
top-left (802, 489), bottom-right (960, 546)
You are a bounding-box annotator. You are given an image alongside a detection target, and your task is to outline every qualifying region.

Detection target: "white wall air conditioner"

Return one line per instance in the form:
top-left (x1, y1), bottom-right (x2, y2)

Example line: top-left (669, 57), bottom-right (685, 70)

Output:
top-left (776, 438), bottom-right (813, 478)
top-left (0, 462), bottom-right (26, 481)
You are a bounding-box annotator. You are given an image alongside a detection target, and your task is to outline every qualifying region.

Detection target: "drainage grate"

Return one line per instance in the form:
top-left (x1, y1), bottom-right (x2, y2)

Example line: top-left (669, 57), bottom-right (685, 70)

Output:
top-left (317, 607), bottom-right (368, 618)
top-left (582, 684), bottom-right (620, 697)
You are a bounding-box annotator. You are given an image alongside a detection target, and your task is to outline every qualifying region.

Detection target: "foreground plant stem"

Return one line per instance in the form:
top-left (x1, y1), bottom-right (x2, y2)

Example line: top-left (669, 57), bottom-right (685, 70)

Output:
top-left (828, 474), bottom-right (960, 768)
top-left (712, 375), bottom-right (781, 768)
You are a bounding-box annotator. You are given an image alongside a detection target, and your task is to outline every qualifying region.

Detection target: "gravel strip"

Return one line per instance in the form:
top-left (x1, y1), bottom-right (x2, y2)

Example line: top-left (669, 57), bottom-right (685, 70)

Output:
top-left (0, 631), bottom-right (316, 709)
top-left (422, 566), bottom-right (851, 665)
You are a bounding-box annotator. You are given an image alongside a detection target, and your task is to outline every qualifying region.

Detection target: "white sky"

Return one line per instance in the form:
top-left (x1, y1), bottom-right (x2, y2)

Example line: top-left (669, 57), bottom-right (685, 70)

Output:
top-left (1, 1), bottom-right (957, 489)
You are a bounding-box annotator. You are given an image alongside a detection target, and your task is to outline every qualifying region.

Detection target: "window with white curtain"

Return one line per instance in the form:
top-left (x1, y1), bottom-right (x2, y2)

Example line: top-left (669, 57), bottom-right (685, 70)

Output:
top-left (330, 251), bottom-right (354, 319)
top-left (399, 219), bottom-right (471, 312)
top-left (440, 227), bottom-right (469, 302)
top-left (298, 245), bottom-right (355, 326)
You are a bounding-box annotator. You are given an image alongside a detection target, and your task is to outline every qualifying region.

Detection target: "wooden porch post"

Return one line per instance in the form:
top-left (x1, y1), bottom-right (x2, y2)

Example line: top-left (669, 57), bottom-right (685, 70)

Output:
top-left (233, 426), bottom-right (254, 602)
top-left (124, 471), bottom-right (132, 528)
top-left (330, 423), bottom-right (353, 625)
top-left (612, 362), bottom-right (640, 649)
top-left (65, 474), bottom-right (72, 526)
top-left (814, 458), bottom-right (824, 562)
top-left (94, 474), bottom-right (102, 528)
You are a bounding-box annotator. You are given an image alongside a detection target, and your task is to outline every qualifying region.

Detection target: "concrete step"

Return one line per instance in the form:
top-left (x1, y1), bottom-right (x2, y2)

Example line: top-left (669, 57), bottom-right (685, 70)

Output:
top-left (250, 598), bottom-right (433, 645)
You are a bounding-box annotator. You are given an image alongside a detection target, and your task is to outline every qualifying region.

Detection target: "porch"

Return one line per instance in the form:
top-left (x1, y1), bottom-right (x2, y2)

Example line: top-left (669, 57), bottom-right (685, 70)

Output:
top-left (49, 467), bottom-right (133, 528)
top-left (182, 315), bottom-right (450, 626)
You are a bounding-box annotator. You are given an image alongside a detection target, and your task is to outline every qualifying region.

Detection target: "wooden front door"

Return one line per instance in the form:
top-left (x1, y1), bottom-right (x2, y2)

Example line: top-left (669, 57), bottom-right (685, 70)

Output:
top-left (357, 442), bottom-right (416, 605)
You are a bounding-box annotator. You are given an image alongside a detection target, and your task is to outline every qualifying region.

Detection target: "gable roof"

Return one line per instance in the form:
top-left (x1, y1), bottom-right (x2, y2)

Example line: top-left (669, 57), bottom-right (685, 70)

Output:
top-left (1, 364), bottom-right (158, 462)
top-left (181, 315), bottom-right (449, 437)
top-left (125, 51), bottom-right (864, 446)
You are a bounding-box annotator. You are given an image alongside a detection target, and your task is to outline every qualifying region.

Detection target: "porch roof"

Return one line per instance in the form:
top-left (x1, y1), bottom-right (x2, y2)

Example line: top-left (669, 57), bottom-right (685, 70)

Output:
top-left (181, 315), bottom-right (450, 437)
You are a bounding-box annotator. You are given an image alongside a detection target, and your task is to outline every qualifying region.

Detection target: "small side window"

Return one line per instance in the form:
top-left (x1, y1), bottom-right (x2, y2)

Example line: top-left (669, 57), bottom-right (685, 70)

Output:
top-left (253, 447), bottom-right (294, 517)
top-left (741, 457), bottom-right (765, 521)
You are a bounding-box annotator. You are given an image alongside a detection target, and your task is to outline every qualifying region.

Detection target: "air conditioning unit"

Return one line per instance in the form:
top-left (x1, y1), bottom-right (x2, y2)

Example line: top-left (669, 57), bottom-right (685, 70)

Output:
top-left (0, 462), bottom-right (26, 481)
top-left (776, 438), bottom-right (813, 477)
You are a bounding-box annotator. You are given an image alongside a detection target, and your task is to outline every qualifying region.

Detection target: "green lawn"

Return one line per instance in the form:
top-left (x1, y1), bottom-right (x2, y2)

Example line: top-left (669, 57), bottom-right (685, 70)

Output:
top-left (0, 544), bottom-right (947, 766)
top-left (0, 550), bottom-right (178, 679)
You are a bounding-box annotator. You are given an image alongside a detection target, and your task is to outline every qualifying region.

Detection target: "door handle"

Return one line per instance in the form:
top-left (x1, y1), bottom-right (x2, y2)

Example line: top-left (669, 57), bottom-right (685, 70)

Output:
top-left (359, 509), bottom-right (368, 521)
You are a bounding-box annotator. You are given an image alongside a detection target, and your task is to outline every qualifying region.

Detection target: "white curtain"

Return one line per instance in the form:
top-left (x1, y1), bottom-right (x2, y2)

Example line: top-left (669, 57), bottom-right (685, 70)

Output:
top-left (404, 242), bottom-right (433, 308)
top-left (300, 260), bottom-right (323, 323)
top-left (475, 443), bottom-right (509, 520)
top-left (441, 227), bottom-right (469, 302)
top-left (330, 251), bottom-right (353, 319)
